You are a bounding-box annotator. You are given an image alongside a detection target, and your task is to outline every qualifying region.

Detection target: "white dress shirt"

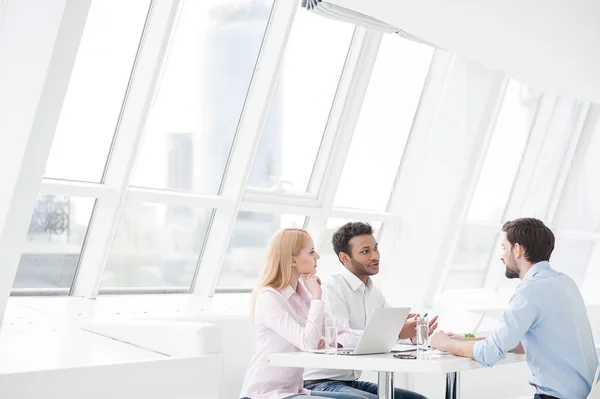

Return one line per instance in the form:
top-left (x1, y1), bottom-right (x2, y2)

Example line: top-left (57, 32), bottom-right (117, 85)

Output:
top-left (240, 284), bottom-right (325, 399)
top-left (303, 267), bottom-right (402, 381)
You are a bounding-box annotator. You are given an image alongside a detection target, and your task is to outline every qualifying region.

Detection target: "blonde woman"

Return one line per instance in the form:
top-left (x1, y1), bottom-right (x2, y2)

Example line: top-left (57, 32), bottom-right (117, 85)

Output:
top-left (240, 228), bottom-right (365, 399)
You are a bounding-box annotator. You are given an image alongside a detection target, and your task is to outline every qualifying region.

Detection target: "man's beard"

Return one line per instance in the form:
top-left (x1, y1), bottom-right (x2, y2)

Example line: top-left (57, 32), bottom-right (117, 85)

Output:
top-left (505, 267), bottom-right (519, 279)
top-left (504, 256), bottom-right (519, 279)
top-left (350, 258), bottom-right (378, 276)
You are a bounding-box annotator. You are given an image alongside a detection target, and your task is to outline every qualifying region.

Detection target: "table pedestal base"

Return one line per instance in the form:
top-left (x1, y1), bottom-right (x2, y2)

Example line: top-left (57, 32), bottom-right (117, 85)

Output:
top-left (377, 371), bottom-right (394, 399)
top-left (375, 370), bottom-right (460, 399)
top-left (445, 371), bottom-right (460, 399)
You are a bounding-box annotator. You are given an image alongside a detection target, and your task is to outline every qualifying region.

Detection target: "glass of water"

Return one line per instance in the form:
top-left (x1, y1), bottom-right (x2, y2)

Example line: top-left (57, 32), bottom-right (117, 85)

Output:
top-left (324, 317), bottom-right (339, 354)
top-left (416, 316), bottom-right (429, 354)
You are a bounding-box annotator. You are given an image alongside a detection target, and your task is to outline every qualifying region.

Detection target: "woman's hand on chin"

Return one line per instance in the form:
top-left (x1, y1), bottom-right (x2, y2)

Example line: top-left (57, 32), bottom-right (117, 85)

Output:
top-left (301, 274), bottom-right (322, 299)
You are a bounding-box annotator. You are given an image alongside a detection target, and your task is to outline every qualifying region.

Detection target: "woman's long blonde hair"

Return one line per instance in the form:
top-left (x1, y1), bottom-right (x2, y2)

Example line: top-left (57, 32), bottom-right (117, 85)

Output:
top-left (251, 227), bottom-right (310, 316)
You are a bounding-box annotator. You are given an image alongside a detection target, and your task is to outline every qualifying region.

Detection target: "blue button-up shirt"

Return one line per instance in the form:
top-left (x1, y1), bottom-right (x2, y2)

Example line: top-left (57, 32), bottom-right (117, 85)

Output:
top-left (474, 261), bottom-right (598, 399)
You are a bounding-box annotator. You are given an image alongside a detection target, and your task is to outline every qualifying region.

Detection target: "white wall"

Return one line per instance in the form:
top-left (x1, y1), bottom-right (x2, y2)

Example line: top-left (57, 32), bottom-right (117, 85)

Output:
top-left (328, 0), bottom-right (600, 102)
top-left (0, 0), bottom-right (90, 322)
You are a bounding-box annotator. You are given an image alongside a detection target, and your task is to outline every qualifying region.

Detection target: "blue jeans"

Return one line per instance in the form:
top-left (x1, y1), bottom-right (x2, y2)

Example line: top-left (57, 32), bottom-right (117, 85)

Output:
top-left (241, 394), bottom-right (365, 399)
top-left (305, 380), bottom-right (427, 399)
top-left (286, 393), bottom-right (372, 399)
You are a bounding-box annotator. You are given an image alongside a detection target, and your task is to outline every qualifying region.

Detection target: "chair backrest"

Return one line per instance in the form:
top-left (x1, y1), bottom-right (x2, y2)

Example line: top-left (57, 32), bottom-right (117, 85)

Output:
top-left (587, 365), bottom-right (600, 399)
top-left (142, 314), bottom-right (256, 399)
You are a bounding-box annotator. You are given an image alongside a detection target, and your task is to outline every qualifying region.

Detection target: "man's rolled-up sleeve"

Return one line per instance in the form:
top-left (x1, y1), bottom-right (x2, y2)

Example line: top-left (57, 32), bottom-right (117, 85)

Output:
top-left (473, 290), bottom-right (538, 367)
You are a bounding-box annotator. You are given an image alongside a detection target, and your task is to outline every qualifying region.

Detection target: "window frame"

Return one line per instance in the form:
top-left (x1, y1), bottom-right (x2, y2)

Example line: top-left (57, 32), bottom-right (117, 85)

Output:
top-left (13, 0), bottom-right (598, 311)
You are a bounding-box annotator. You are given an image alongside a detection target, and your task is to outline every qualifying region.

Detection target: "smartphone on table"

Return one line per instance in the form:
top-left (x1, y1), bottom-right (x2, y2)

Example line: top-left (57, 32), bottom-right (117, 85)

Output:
top-left (393, 353), bottom-right (417, 359)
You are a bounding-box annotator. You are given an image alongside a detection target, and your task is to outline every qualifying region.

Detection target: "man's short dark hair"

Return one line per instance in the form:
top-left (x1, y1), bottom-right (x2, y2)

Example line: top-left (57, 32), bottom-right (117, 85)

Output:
top-left (332, 222), bottom-right (374, 263)
top-left (502, 218), bottom-right (555, 263)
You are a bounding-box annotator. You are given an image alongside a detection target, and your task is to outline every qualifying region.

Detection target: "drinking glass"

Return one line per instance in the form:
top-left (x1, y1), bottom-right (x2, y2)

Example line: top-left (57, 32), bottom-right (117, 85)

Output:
top-left (324, 317), bottom-right (339, 354)
top-left (416, 316), bottom-right (429, 355)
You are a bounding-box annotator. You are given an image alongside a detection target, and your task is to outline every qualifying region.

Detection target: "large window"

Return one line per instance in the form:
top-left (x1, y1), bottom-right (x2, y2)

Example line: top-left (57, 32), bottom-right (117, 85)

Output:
top-left (16, 0), bottom-right (599, 305)
top-left (13, 195), bottom-right (95, 290)
top-left (443, 225), bottom-right (499, 291)
top-left (520, 99), bottom-right (586, 220)
top-left (132, 0), bottom-right (274, 194)
top-left (443, 85), bottom-right (595, 298)
top-left (494, 99), bottom-right (590, 292)
top-left (554, 106), bottom-right (600, 232)
top-left (333, 35), bottom-right (433, 211)
top-left (217, 212), bottom-right (307, 288)
top-left (248, 10), bottom-right (354, 193)
top-left (44, 0), bottom-right (151, 182)
top-left (102, 201), bottom-right (212, 289)
top-left (544, 236), bottom-right (591, 285)
top-left (445, 80), bottom-right (541, 291)
top-left (467, 80), bottom-right (541, 223)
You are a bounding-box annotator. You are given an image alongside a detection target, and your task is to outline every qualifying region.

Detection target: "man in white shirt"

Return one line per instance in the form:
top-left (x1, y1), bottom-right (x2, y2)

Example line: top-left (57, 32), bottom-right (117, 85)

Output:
top-left (304, 222), bottom-right (435, 399)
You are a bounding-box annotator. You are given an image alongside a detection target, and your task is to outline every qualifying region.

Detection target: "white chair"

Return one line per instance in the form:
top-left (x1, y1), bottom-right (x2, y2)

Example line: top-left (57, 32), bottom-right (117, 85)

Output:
top-left (588, 365), bottom-right (600, 399)
top-left (129, 314), bottom-right (256, 399)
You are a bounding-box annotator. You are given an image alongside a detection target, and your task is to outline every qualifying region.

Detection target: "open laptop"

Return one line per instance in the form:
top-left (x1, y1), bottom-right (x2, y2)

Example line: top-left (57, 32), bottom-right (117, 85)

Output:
top-left (312, 307), bottom-right (411, 355)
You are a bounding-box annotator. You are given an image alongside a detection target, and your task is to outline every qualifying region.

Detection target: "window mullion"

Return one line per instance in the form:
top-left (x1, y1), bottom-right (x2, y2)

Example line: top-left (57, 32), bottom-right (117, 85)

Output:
top-left (191, 0), bottom-right (301, 296)
top-left (481, 94), bottom-right (556, 290)
top-left (383, 59), bottom-right (508, 308)
top-left (39, 179), bottom-right (114, 201)
top-left (0, 0), bottom-right (92, 320)
top-left (71, 0), bottom-right (180, 298)
top-left (546, 102), bottom-right (592, 225)
top-left (305, 28), bottom-right (382, 246)
top-left (379, 50), bottom-right (454, 295)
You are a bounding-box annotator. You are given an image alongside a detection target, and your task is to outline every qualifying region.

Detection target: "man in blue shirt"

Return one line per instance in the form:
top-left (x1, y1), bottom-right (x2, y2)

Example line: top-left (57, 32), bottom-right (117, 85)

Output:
top-left (431, 218), bottom-right (598, 399)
